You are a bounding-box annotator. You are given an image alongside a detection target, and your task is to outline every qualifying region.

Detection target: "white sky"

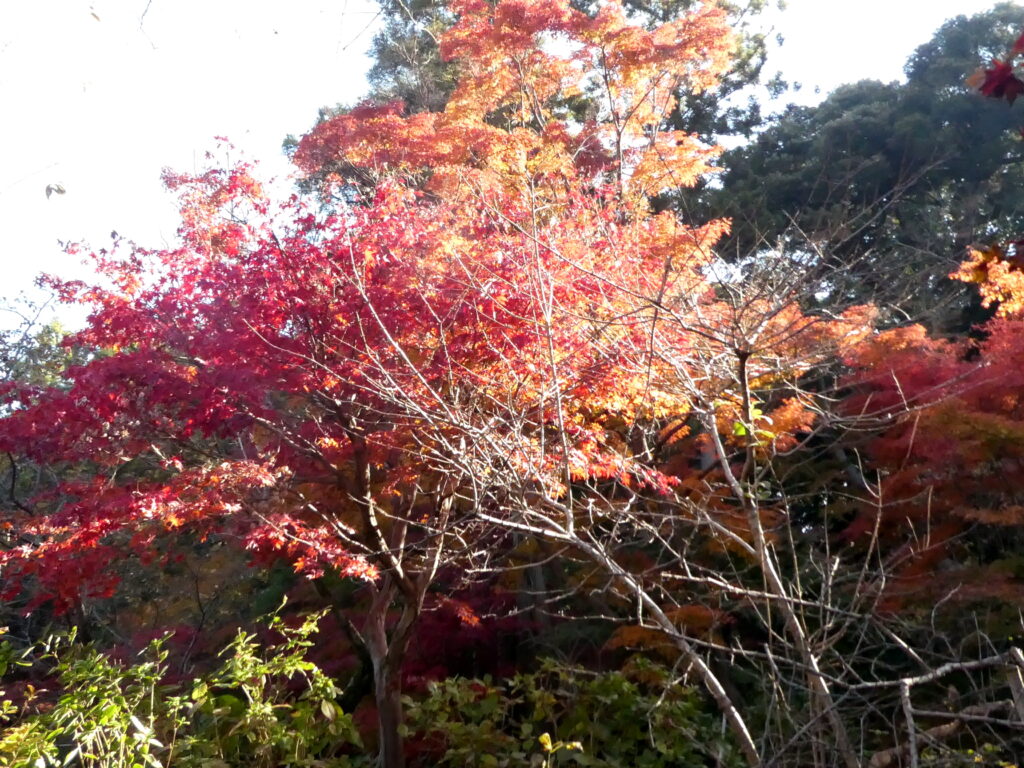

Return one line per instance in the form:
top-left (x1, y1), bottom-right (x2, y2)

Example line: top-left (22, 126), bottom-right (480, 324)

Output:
top-left (0, 0), bottom-right (1013, 327)
top-left (761, 0), bottom-right (1011, 103)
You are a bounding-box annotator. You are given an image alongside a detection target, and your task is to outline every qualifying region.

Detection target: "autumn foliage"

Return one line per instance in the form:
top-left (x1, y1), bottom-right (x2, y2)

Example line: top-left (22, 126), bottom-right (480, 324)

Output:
top-left (0, 1), bottom-right (780, 764)
top-left (830, 34), bottom-right (1024, 611)
top-left (294, 0), bottom-right (733, 207)
top-left (11, 2), bottom-right (1024, 767)
top-left (0, 0), bottom-right (865, 619)
top-left (967, 30), bottom-right (1024, 104)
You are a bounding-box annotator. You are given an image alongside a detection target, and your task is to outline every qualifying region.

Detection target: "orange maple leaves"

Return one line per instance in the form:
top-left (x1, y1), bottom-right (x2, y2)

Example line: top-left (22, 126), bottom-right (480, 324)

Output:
top-left (952, 243), bottom-right (1024, 316)
top-left (295, 0), bottom-right (733, 210)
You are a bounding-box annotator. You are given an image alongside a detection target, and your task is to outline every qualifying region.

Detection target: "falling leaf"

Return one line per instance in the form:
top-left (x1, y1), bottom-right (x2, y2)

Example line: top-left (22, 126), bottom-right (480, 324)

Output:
top-left (45, 183), bottom-right (66, 199)
top-left (976, 60), bottom-right (1024, 104)
top-left (1013, 31), bottom-right (1024, 56)
top-left (966, 66), bottom-right (987, 90)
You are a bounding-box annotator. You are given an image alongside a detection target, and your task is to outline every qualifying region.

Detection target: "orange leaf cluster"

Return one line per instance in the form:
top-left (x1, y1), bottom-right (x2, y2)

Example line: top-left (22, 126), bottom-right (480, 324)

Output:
top-left (952, 243), bottom-right (1024, 316)
top-left (294, 0), bottom-right (734, 211)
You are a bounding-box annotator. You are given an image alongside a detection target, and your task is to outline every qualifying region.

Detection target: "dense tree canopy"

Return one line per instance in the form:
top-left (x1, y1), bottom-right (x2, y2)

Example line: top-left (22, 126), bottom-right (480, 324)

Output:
top-left (715, 3), bottom-right (1024, 330)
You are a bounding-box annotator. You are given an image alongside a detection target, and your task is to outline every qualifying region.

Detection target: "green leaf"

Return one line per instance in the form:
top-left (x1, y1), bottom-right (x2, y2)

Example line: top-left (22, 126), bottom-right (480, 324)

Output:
top-left (320, 699), bottom-right (337, 721)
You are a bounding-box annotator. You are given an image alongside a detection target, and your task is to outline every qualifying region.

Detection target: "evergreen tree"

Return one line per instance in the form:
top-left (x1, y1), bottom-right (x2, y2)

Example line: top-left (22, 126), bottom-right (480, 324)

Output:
top-left (714, 3), bottom-right (1024, 331)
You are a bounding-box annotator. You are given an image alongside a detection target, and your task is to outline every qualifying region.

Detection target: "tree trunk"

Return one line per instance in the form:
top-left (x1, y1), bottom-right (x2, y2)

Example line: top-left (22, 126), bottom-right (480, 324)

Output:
top-left (363, 581), bottom-right (407, 768)
top-left (361, 572), bottom-right (430, 768)
top-left (371, 650), bottom-right (405, 768)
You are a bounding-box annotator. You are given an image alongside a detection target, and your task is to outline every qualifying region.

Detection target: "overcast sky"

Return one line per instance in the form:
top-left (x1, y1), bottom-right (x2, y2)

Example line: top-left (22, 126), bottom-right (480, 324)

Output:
top-left (0, 0), bottom-right (1013, 326)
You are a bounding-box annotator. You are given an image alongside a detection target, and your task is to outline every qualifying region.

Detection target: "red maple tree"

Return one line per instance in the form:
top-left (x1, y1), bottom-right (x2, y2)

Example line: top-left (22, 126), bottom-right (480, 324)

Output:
top-left (0, 2), bottom-right (880, 765)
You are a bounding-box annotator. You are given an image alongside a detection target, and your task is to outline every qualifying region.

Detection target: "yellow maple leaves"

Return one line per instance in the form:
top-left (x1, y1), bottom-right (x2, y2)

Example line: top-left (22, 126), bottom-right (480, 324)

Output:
top-left (952, 243), bottom-right (1024, 317)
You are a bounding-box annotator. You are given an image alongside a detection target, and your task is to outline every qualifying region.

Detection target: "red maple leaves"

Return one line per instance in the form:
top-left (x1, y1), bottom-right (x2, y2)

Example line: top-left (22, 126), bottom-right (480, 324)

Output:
top-left (0, 0), bottom-right (872, 632)
top-left (970, 59), bottom-right (1024, 103)
top-left (968, 31), bottom-right (1024, 104)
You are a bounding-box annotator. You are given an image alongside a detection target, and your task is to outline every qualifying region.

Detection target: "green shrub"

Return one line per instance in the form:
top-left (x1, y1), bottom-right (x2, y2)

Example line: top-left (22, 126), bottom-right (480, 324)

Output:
top-left (0, 619), bottom-right (736, 768)
top-left (0, 613), bottom-right (365, 768)
top-left (403, 657), bottom-right (740, 767)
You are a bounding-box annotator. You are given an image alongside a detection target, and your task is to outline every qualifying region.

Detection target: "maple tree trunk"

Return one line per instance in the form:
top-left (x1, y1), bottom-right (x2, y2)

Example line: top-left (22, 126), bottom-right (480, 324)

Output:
top-left (371, 654), bottom-right (405, 768)
top-left (362, 569), bottom-right (432, 768)
top-left (363, 580), bottom-right (409, 768)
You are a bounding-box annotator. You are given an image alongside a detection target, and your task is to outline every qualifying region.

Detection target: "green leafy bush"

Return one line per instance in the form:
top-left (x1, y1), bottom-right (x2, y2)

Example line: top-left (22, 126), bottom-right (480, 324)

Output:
top-left (0, 616), bottom-right (736, 768)
top-left (0, 613), bottom-right (365, 768)
top-left (403, 657), bottom-right (740, 767)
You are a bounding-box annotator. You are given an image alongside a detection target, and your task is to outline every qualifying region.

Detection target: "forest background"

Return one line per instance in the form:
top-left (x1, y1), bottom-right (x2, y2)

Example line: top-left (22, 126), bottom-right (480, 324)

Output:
top-left (4, 2), bottom-right (1024, 768)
